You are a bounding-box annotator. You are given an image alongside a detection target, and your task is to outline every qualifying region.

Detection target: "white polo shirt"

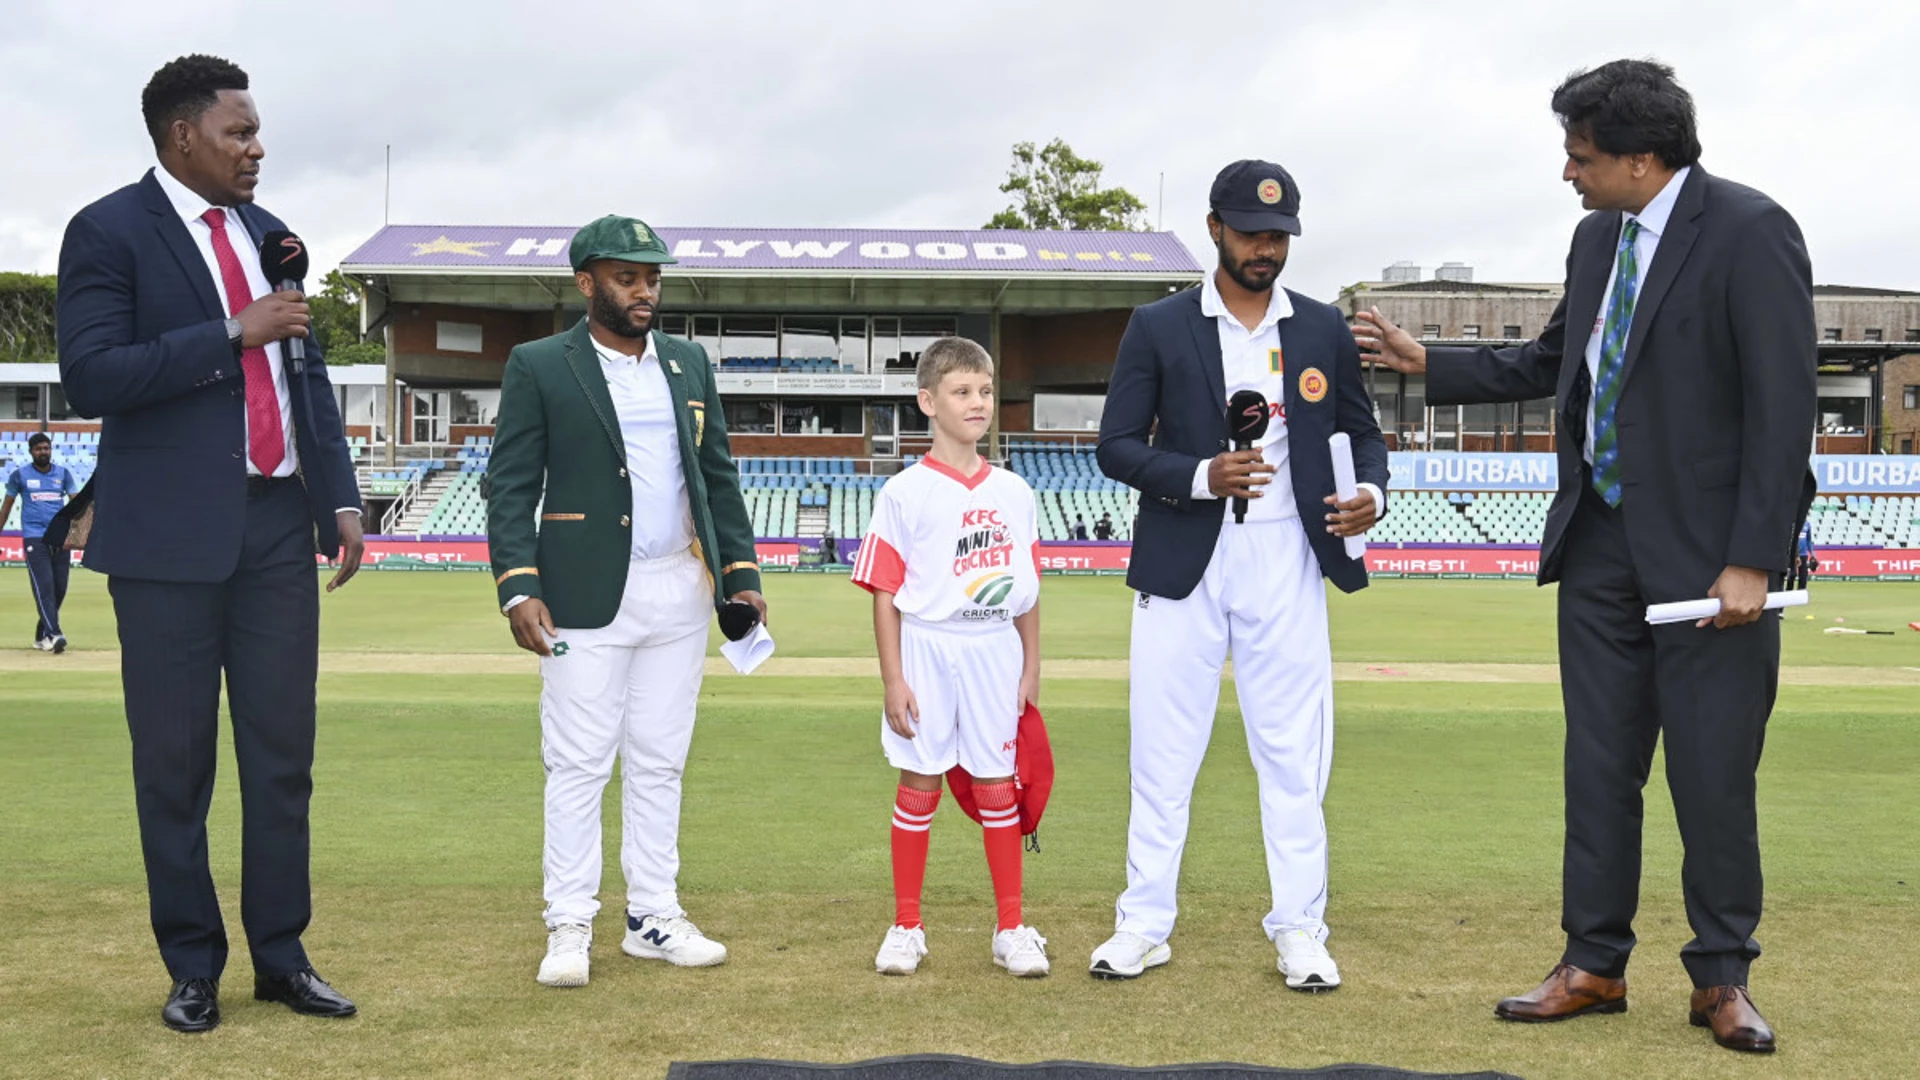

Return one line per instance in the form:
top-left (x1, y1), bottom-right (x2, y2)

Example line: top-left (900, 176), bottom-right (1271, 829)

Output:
top-left (591, 333), bottom-right (694, 560)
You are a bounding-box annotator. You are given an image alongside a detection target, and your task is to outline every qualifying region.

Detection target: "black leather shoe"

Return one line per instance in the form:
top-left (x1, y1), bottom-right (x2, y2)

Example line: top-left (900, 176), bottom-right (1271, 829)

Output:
top-left (253, 967), bottom-right (357, 1018)
top-left (162, 978), bottom-right (220, 1033)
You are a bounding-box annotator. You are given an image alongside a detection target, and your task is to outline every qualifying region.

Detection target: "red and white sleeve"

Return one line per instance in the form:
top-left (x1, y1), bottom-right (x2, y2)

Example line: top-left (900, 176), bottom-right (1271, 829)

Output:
top-left (852, 486), bottom-right (908, 595)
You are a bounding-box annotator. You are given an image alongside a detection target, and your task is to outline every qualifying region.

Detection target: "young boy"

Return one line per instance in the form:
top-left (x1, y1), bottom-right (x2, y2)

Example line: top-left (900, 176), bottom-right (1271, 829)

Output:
top-left (852, 337), bottom-right (1048, 978)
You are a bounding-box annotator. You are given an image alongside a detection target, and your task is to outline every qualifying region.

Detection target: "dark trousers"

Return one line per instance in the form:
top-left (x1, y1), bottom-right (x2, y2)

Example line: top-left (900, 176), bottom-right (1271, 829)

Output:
top-left (109, 479), bottom-right (319, 982)
top-left (23, 536), bottom-right (69, 640)
top-left (1556, 484), bottom-right (1775, 988)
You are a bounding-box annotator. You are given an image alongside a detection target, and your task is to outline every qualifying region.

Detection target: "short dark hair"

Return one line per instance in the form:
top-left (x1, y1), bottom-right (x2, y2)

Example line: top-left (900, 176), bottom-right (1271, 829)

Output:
top-left (141, 54), bottom-right (249, 151)
top-left (1551, 59), bottom-right (1701, 169)
top-left (28, 432), bottom-right (51, 448)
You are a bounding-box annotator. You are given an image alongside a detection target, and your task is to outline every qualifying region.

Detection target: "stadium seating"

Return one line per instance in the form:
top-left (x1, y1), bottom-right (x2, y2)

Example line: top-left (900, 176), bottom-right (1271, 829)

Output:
top-left (1003, 442), bottom-right (1135, 541)
top-left (1809, 494), bottom-right (1919, 548)
top-left (737, 456), bottom-right (880, 539)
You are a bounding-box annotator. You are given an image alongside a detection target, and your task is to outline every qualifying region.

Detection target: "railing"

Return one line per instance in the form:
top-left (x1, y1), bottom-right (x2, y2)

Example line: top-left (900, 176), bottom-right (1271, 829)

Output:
top-left (379, 471), bottom-right (426, 535)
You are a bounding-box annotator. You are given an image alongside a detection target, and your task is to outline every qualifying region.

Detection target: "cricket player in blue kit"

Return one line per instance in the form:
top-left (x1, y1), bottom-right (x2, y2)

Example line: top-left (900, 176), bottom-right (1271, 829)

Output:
top-left (2, 433), bottom-right (80, 652)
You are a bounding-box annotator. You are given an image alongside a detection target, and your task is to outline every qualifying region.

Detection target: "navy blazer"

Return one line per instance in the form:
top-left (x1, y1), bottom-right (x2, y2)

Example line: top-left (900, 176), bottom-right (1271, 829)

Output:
top-left (56, 169), bottom-right (361, 583)
top-left (1098, 286), bottom-right (1390, 599)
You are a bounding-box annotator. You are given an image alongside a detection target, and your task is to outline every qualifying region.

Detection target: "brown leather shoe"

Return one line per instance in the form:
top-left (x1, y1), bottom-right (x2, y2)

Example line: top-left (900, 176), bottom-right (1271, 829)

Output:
top-left (1494, 963), bottom-right (1627, 1022)
top-left (1690, 985), bottom-right (1776, 1053)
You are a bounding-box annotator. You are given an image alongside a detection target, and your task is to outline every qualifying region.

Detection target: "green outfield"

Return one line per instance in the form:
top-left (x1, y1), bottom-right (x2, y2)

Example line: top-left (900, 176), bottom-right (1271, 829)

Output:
top-left (0, 571), bottom-right (1915, 1079)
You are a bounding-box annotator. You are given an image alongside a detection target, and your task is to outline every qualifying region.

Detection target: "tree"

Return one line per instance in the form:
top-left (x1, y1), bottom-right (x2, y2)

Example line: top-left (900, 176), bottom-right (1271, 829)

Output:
top-left (985, 138), bottom-right (1148, 232)
top-left (309, 269), bottom-right (384, 364)
top-left (0, 272), bottom-right (58, 363)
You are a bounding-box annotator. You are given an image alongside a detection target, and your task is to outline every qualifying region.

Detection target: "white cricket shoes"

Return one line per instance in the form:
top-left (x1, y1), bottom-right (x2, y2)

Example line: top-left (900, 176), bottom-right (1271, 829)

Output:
top-left (49, 634), bottom-right (66, 654)
top-left (875, 925), bottom-right (928, 975)
top-left (1274, 927), bottom-right (1341, 992)
top-left (536, 922), bottom-right (592, 987)
top-left (32, 637), bottom-right (51, 652)
top-left (623, 913), bottom-right (729, 967)
top-left (992, 925), bottom-right (1051, 977)
top-left (1088, 931), bottom-right (1171, 979)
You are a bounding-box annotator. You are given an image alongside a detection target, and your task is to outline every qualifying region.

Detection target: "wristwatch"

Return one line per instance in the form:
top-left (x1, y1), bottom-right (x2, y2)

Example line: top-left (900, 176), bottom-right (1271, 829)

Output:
top-left (224, 317), bottom-right (244, 355)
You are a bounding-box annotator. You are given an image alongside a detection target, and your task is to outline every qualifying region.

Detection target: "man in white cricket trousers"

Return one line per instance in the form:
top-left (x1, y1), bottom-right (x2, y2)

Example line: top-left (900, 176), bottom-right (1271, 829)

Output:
top-left (487, 214), bottom-right (767, 988)
top-left (1092, 161), bottom-right (1389, 989)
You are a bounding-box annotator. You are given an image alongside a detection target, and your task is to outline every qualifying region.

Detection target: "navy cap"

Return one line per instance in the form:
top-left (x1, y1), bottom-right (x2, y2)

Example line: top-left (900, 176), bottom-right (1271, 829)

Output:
top-left (1209, 160), bottom-right (1301, 236)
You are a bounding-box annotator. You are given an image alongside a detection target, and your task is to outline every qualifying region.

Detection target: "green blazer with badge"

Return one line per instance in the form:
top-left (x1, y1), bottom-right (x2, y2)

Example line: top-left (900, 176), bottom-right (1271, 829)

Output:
top-left (486, 317), bottom-right (761, 628)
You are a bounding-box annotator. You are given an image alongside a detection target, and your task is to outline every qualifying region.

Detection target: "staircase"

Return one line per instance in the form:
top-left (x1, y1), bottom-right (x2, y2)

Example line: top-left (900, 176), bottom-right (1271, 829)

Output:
top-left (796, 506), bottom-right (828, 539)
top-left (396, 472), bottom-right (457, 534)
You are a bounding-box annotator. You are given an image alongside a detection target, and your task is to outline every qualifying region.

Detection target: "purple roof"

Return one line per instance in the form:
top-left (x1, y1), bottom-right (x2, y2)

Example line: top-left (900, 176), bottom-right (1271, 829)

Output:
top-left (341, 225), bottom-right (1201, 275)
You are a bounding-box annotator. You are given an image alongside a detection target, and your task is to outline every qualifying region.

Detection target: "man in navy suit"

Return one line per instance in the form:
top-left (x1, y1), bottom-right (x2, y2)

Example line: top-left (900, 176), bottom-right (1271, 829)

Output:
top-left (57, 55), bottom-right (364, 1033)
top-left (1090, 161), bottom-right (1388, 988)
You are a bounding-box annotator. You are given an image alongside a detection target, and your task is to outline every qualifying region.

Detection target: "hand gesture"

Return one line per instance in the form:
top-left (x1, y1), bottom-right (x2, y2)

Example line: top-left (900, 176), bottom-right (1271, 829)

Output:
top-left (509, 597), bottom-right (559, 656)
top-left (1352, 307), bottom-right (1427, 375)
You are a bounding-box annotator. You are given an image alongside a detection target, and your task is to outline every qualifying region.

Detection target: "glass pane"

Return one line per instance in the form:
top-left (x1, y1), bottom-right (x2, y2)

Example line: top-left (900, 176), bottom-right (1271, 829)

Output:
top-left (871, 318), bottom-right (903, 371)
top-left (693, 316), bottom-right (721, 360)
top-left (839, 317), bottom-right (869, 371)
top-left (722, 398), bottom-right (776, 435)
top-left (721, 315), bottom-right (777, 360)
top-left (451, 390), bottom-right (500, 425)
top-left (46, 384), bottom-right (75, 421)
top-left (898, 402), bottom-right (931, 434)
top-left (781, 316), bottom-right (837, 360)
top-left (1034, 393), bottom-right (1105, 431)
top-left (652, 314), bottom-right (688, 338)
top-left (867, 403), bottom-right (895, 436)
top-left (780, 399), bottom-right (864, 435)
top-left (900, 317), bottom-right (957, 368)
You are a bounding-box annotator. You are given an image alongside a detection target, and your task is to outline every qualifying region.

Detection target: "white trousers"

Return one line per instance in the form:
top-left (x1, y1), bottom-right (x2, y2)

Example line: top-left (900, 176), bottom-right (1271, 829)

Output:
top-left (1116, 518), bottom-right (1335, 944)
top-left (539, 548), bottom-right (710, 928)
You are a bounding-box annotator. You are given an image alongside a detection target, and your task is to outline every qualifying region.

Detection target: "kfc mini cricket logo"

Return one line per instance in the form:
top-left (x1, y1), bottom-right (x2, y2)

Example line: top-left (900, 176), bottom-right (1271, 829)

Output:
top-left (1299, 367), bottom-right (1328, 403)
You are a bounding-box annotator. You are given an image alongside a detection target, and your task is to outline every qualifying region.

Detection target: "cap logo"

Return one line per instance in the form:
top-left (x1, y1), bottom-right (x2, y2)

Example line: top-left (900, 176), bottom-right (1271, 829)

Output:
top-left (632, 222), bottom-right (656, 246)
top-left (1257, 178), bottom-right (1283, 205)
top-left (1299, 367), bottom-right (1328, 403)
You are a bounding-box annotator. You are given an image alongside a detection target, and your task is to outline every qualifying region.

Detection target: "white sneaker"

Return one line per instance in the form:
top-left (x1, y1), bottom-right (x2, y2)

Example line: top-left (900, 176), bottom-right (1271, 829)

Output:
top-left (623, 913), bottom-right (728, 967)
top-left (1274, 927), bottom-right (1341, 992)
top-left (49, 635), bottom-right (66, 654)
top-left (874, 925), bottom-right (928, 975)
top-left (993, 925), bottom-right (1051, 977)
top-left (32, 637), bottom-right (51, 652)
top-left (1088, 931), bottom-right (1171, 979)
top-left (536, 922), bottom-right (592, 987)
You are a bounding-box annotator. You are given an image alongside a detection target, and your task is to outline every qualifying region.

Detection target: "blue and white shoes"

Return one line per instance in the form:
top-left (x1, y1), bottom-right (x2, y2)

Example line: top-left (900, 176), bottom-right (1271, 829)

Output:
top-left (623, 913), bottom-right (729, 967)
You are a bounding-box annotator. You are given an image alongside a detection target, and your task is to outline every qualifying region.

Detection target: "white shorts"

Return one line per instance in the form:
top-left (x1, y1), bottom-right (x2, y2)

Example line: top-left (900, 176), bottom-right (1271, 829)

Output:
top-left (882, 617), bottom-right (1022, 778)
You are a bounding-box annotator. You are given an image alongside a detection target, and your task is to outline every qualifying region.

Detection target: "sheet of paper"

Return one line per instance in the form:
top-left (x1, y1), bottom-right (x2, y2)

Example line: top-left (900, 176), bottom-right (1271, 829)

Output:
top-left (1645, 590), bottom-right (1809, 626)
top-left (1328, 432), bottom-right (1368, 561)
top-left (719, 622), bottom-right (776, 674)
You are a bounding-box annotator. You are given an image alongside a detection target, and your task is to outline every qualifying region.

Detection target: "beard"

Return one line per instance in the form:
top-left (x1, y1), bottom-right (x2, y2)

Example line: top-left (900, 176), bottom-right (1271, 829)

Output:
top-left (590, 288), bottom-right (651, 339)
top-left (1217, 243), bottom-right (1284, 294)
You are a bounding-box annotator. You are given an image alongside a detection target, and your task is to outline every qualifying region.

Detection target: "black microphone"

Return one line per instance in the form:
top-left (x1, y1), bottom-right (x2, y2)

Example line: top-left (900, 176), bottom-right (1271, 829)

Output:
top-left (1227, 389), bottom-right (1271, 525)
top-left (257, 230), bottom-right (310, 366)
top-left (718, 599), bottom-right (761, 642)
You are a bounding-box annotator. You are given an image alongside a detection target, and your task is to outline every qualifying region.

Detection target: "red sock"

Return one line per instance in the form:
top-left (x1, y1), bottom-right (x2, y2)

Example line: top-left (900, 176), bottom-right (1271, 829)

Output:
top-left (974, 780), bottom-right (1023, 931)
top-left (890, 785), bottom-right (940, 930)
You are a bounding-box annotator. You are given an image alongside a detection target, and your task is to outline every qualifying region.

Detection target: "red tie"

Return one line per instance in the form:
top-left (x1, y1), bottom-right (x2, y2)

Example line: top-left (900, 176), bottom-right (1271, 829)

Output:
top-left (202, 208), bottom-right (286, 475)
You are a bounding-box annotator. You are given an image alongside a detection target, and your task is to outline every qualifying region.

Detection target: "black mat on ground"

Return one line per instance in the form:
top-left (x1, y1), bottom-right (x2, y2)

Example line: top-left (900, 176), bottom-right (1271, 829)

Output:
top-left (668, 1056), bottom-right (1521, 1080)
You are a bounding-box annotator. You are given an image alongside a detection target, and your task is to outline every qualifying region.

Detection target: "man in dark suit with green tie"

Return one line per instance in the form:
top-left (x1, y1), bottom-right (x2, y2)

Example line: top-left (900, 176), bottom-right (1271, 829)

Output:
top-left (486, 214), bottom-right (765, 988)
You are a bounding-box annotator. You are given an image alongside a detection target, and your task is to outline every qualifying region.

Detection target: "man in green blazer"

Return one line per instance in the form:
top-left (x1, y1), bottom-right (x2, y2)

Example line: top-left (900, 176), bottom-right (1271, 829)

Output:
top-left (486, 214), bottom-right (766, 988)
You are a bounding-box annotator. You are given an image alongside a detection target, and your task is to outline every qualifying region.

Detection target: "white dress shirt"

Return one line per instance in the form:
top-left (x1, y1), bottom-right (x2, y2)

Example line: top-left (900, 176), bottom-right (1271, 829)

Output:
top-left (1190, 272), bottom-right (1384, 520)
top-left (1582, 166), bottom-right (1690, 465)
top-left (152, 165), bottom-right (297, 478)
top-left (591, 333), bottom-right (695, 560)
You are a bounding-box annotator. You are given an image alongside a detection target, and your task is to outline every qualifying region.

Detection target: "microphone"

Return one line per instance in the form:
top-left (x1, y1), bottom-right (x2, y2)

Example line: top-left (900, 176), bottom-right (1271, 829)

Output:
top-left (1226, 389), bottom-right (1271, 525)
top-left (257, 230), bottom-right (310, 366)
top-left (718, 599), bottom-right (761, 642)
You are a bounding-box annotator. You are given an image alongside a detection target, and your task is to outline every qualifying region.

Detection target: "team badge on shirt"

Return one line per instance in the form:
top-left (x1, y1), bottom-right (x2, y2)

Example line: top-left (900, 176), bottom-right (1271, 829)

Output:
top-left (1299, 367), bottom-right (1328, 403)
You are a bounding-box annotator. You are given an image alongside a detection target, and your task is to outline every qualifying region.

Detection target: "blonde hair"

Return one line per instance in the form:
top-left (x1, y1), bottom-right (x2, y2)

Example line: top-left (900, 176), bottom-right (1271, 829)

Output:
top-left (915, 336), bottom-right (994, 391)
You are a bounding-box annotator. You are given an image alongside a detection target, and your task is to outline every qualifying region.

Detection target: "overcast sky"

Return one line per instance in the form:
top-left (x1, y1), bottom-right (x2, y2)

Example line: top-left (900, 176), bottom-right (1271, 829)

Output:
top-left (2, 0), bottom-right (1914, 302)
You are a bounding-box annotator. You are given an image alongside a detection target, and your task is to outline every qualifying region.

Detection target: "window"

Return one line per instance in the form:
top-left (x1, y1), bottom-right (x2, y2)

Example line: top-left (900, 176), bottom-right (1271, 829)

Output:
top-left (1902, 436), bottom-right (1916, 454)
top-left (1462, 402), bottom-right (1502, 432)
top-left (0, 386), bottom-right (36, 421)
top-left (411, 391), bottom-right (449, 444)
top-left (1521, 397), bottom-right (1555, 432)
top-left (652, 314), bottom-right (688, 339)
top-left (723, 398), bottom-right (776, 435)
top-left (1503, 324), bottom-right (1522, 339)
top-left (781, 399), bottom-right (863, 435)
top-left (897, 403), bottom-right (931, 435)
top-left (871, 318), bottom-right (904, 370)
top-left (780, 315), bottom-right (837, 360)
top-left (46, 384), bottom-right (76, 422)
top-left (1821, 327), bottom-right (1842, 342)
top-left (435, 321), bottom-right (482, 353)
top-left (1034, 393), bottom-right (1106, 431)
top-left (1863, 328), bottom-right (1883, 342)
top-left (720, 315), bottom-right (777, 360)
top-left (1816, 396), bottom-right (1866, 431)
top-left (899, 317), bottom-right (957, 368)
top-left (450, 390), bottom-right (499, 425)
top-left (838, 317), bottom-right (869, 371)
top-left (692, 316), bottom-right (721, 360)
top-left (1420, 324), bottom-right (1441, 339)
top-left (1908, 329), bottom-right (1920, 342)
top-left (1905, 386), bottom-right (1919, 411)
top-left (1461, 324), bottom-right (1481, 339)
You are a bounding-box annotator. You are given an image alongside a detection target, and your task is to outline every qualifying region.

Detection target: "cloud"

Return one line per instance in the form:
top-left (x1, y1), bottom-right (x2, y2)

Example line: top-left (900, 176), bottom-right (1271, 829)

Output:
top-left (1, 0), bottom-right (1914, 300)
